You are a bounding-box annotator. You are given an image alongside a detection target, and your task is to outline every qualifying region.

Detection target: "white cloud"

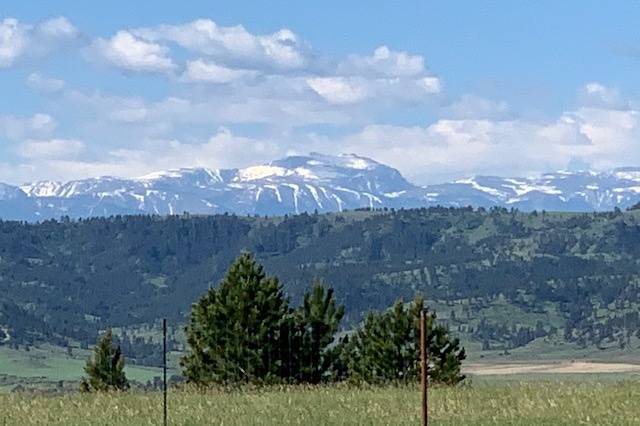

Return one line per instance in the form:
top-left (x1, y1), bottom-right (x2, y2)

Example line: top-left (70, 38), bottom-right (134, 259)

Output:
top-left (37, 16), bottom-right (78, 39)
top-left (578, 82), bottom-right (629, 110)
top-left (340, 46), bottom-right (425, 77)
top-left (306, 46), bottom-right (441, 105)
top-left (182, 59), bottom-right (258, 83)
top-left (0, 18), bottom-right (27, 67)
top-left (8, 128), bottom-right (282, 182)
top-left (92, 30), bottom-right (176, 73)
top-left (306, 77), bottom-right (369, 104)
top-left (536, 115), bottom-right (592, 146)
top-left (419, 77), bottom-right (441, 94)
top-left (110, 128), bottom-right (281, 172)
top-left (0, 113), bottom-right (56, 140)
top-left (17, 138), bottom-right (85, 160)
top-left (26, 72), bottom-right (66, 93)
top-left (0, 17), bottom-right (78, 68)
top-left (332, 122), bottom-right (510, 182)
top-left (29, 113), bottom-right (56, 132)
top-left (306, 75), bottom-right (441, 105)
top-left (63, 84), bottom-right (349, 130)
top-left (133, 19), bottom-right (306, 70)
top-left (60, 22), bottom-right (441, 125)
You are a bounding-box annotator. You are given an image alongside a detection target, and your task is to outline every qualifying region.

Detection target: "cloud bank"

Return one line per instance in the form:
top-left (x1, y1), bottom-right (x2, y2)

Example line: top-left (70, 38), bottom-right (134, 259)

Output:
top-left (0, 16), bottom-right (638, 186)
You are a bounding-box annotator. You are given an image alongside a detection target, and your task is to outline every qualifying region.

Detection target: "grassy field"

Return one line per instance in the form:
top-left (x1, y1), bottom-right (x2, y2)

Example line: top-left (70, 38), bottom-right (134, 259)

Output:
top-left (2, 380), bottom-right (640, 425)
top-left (0, 345), bottom-right (167, 392)
top-left (3, 342), bottom-right (640, 424)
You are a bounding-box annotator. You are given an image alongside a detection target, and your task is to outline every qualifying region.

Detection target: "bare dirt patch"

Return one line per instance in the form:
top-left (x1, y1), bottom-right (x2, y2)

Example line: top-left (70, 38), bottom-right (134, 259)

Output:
top-left (465, 361), bottom-right (640, 375)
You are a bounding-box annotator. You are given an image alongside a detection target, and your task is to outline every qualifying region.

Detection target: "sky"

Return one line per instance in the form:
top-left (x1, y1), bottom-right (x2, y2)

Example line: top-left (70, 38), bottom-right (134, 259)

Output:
top-left (2, 1), bottom-right (640, 185)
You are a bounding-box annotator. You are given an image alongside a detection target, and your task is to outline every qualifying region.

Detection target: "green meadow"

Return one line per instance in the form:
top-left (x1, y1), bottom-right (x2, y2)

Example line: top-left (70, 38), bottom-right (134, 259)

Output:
top-left (0, 346), bottom-right (166, 392)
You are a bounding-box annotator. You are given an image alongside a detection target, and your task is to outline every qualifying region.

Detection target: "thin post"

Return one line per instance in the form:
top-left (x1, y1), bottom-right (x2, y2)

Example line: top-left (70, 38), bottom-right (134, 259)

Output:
top-left (420, 310), bottom-right (428, 426)
top-left (163, 318), bottom-right (168, 426)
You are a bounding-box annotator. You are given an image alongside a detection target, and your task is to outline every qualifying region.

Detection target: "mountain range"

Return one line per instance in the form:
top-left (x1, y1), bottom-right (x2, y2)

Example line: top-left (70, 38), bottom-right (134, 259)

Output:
top-left (2, 152), bottom-right (640, 221)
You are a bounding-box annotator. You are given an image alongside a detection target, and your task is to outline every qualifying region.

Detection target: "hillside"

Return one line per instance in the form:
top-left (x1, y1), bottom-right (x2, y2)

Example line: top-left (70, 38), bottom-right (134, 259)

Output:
top-left (3, 206), bottom-right (640, 365)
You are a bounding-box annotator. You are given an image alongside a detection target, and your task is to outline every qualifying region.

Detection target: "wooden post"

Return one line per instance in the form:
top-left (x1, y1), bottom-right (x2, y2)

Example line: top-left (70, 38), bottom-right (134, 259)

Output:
top-left (420, 310), bottom-right (428, 426)
top-left (163, 318), bottom-right (168, 426)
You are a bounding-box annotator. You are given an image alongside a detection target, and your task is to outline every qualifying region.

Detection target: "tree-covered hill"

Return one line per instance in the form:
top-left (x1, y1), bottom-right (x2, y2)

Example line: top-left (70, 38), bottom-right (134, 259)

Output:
top-left (3, 206), bottom-right (640, 362)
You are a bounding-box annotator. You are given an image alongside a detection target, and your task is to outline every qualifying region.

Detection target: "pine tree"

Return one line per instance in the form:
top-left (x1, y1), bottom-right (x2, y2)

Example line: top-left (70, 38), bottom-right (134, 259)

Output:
top-left (80, 329), bottom-right (129, 392)
top-left (295, 282), bottom-right (345, 383)
top-left (181, 252), bottom-right (290, 385)
top-left (339, 296), bottom-right (466, 385)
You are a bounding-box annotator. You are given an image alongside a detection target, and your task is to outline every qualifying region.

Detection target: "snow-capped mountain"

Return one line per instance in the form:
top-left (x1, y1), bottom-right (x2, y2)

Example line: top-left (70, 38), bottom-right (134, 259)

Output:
top-left (12, 153), bottom-right (422, 220)
top-left (4, 153), bottom-right (640, 221)
top-left (424, 168), bottom-right (640, 211)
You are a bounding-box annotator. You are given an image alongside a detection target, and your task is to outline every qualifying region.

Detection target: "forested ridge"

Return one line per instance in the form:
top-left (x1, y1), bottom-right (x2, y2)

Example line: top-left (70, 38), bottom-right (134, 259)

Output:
top-left (3, 206), bottom-right (640, 365)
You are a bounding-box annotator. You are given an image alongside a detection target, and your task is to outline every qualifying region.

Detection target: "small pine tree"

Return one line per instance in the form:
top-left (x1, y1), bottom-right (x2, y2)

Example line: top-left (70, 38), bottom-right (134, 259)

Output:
top-left (80, 329), bottom-right (129, 392)
top-left (339, 296), bottom-right (466, 385)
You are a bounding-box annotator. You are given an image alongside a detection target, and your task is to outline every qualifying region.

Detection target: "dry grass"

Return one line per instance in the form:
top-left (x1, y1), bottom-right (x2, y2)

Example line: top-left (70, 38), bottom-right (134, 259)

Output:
top-left (2, 381), bottom-right (640, 425)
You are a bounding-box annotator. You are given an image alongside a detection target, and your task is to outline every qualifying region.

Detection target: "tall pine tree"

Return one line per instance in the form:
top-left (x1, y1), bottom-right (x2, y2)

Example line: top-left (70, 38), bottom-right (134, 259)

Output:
top-left (181, 252), bottom-right (289, 384)
top-left (294, 282), bottom-right (344, 383)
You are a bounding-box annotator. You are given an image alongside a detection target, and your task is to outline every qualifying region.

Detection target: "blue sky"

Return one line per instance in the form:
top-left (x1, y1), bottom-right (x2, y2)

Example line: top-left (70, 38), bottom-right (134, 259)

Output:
top-left (2, 1), bottom-right (640, 184)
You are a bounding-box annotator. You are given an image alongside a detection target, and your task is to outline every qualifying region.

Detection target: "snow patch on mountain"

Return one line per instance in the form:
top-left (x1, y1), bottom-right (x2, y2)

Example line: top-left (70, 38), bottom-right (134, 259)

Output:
top-left (21, 181), bottom-right (63, 197)
top-left (455, 177), bottom-right (506, 198)
top-left (238, 166), bottom-right (290, 181)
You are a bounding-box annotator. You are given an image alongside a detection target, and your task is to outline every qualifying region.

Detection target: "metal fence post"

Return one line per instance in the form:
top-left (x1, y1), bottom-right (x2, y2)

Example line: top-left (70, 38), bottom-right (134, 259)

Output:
top-left (420, 310), bottom-right (428, 426)
top-left (163, 318), bottom-right (168, 426)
